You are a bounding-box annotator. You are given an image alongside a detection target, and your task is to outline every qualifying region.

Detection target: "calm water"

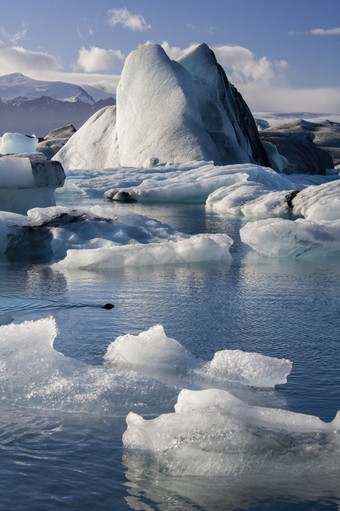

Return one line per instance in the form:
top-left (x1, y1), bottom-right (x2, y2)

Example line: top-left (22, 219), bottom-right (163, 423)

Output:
top-left (0, 202), bottom-right (339, 510)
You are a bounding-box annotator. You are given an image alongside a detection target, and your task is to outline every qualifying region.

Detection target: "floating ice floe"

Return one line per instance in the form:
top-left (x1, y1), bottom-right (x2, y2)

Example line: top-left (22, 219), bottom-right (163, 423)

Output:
top-left (240, 217), bottom-right (340, 258)
top-left (123, 388), bottom-right (340, 476)
top-left (0, 205), bottom-right (183, 260)
top-left (291, 179), bottom-right (340, 221)
top-left (104, 324), bottom-right (292, 389)
top-left (55, 161), bottom-right (294, 205)
top-left (240, 180), bottom-right (340, 258)
top-left (52, 233), bottom-right (232, 271)
top-left (0, 317), bottom-right (177, 416)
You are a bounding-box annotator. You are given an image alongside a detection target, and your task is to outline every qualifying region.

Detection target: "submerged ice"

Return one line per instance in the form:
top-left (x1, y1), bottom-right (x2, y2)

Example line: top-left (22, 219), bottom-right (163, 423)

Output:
top-left (123, 388), bottom-right (340, 477)
top-left (0, 317), bottom-right (177, 416)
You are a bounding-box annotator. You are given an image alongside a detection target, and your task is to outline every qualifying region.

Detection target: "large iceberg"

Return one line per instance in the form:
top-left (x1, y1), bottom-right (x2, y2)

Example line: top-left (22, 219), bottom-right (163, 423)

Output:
top-left (123, 388), bottom-right (340, 476)
top-left (54, 43), bottom-right (270, 169)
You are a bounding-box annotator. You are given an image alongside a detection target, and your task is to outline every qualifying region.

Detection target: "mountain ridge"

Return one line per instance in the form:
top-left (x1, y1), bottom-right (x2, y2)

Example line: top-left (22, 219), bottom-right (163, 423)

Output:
top-left (0, 73), bottom-right (116, 137)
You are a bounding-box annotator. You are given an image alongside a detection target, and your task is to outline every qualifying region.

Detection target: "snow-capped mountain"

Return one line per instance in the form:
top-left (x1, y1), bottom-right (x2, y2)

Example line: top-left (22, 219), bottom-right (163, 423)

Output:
top-left (0, 73), bottom-right (115, 137)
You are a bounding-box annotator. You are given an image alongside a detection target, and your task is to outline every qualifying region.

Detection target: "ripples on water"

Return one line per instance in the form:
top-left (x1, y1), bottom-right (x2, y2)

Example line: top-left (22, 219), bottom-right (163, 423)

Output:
top-left (0, 203), bottom-right (339, 510)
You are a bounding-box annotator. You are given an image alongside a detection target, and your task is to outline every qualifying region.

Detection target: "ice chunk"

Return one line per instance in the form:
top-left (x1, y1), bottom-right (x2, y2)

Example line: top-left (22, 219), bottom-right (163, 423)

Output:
top-left (104, 324), bottom-right (292, 389)
top-left (104, 325), bottom-right (192, 376)
top-left (0, 156), bottom-right (35, 187)
top-left (123, 388), bottom-right (340, 476)
top-left (1, 205), bottom-right (182, 259)
top-left (240, 217), bottom-right (340, 257)
top-left (0, 132), bottom-right (37, 154)
top-left (52, 233), bottom-right (233, 270)
top-left (195, 349), bottom-right (292, 387)
top-left (292, 179), bottom-right (340, 221)
top-left (0, 210), bottom-right (27, 253)
top-left (206, 166), bottom-right (296, 218)
top-left (0, 317), bottom-right (177, 416)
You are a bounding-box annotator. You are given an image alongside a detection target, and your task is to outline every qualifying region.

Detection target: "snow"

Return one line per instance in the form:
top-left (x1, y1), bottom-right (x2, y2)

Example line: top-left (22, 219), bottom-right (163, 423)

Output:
top-left (0, 133), bottom-right (37, 154)
top-left (104, 324), bottom-right (292, 389)
top-left (240, 218), bottom-right (340, 258)
top-left (0, 317), bottom-right (177, 416)
top-left (0, 73), bottom-right (95, 105)
top-left (123, 388), bottom-right (340, 476)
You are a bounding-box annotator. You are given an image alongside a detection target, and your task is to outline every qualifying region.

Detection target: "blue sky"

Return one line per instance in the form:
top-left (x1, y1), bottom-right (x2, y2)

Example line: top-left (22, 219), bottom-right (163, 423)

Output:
top-left (0, 0), bottom-right (339, 112)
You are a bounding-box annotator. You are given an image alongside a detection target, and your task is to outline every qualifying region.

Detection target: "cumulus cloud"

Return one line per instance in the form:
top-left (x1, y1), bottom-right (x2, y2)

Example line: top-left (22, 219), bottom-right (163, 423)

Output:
top-left (107, 8), bottom-right (151, 31)
top-left (76, 46), bottom-right (125, 72)
top-left (0, 40), bottom-right (61, 76)
top-left (310, 27), bottom-right (340, 36)
top-left (161, 41), bottom-right (287, 85)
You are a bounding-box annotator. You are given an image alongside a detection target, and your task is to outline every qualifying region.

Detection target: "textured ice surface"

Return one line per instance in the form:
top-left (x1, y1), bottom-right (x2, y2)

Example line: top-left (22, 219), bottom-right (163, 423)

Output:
top-left (104, 325), bottom-right (292, 389)
top-left (240, 217), bottom-right (340, 257)
top-left (0, 156), bottom-right (35, 187)
top-left (123, 388), bottom-right (340, 476)
top-left (0, 205), bottom-right (180, 258)
top-left (0, 132), bottom-right (37, 154)
top-left (52, 233), bottom-right (233, 271)
top-left (53, 106), bottom-right (119, 170)
top-left (0, 317), bottom-right (177, 416)
top-left (55, 43), bottom-right (264, 169)
top-left (55, 161), bottom-right (294, 205)
top-left (292, 179), bottom-right (340, 221)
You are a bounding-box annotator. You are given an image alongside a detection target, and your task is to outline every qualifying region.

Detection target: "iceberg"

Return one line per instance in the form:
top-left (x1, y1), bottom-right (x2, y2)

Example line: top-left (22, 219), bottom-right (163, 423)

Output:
top-left (0, 132), bottom-right (38, 154)
top-left (240, 217), bottom-right (340, 257)
top-left (0, 154), bottom-right (65, 214)
top-left (104, 324), bottom-right (292, 389)
top-left (0, 204), bottom-right (181, 259)
top-left (0, 317), bottom-right (177, 416)
top-left (292, 179), bottom-right (340, 221)
top-left (54, 43), bottom-right (269, 169)
top-left (123, 388), bottom-right (340, 476)
top-left (52, 233), bottom-right (233, 271)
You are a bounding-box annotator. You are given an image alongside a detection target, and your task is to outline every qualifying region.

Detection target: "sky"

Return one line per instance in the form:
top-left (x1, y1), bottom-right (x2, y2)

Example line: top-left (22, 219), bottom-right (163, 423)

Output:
top-left (0, 0), bottom-right (339, 113)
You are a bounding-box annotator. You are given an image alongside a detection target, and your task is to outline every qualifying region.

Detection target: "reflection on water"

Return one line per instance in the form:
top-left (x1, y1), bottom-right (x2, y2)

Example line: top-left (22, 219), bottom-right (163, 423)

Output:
top-left (0, 203), bottom-right (339, 510)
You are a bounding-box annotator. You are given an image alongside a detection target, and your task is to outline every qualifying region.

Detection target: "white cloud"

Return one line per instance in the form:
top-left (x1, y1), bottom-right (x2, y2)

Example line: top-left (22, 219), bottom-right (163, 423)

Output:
top-left (161, 42), bottom-right (287, 85)
top-left (76, 46), bottom-right (125, 72)
top-left (0, 40), bottom-right (61, 75)
top-left (107, 8), bottom-right (151, 31)
top-left (238, 83), bottom-right (340, 114)
top-left (0, 22), bottom-right (29, 44)
top-left (310, 27), bottom-right (340, 36)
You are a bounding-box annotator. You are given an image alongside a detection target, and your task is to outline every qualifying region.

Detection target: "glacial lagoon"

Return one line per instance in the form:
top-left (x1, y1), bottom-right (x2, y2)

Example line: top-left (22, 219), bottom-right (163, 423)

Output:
top-left (0, 165), bottom-right (339, 510)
